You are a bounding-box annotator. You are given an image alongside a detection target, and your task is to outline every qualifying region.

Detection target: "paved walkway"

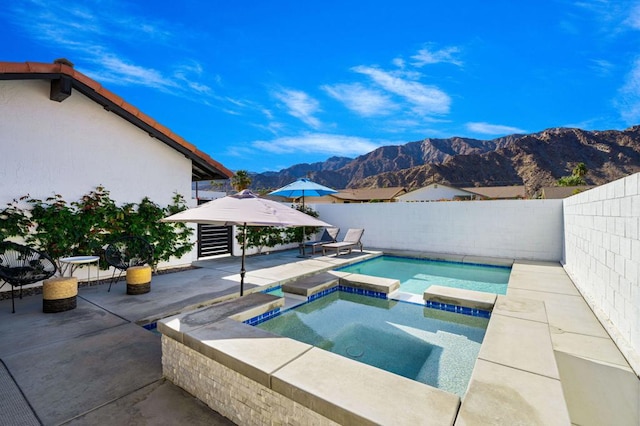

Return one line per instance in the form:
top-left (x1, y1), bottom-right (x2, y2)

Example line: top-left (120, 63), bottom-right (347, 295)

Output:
top-left (0, 249), bottom-right (376, 425)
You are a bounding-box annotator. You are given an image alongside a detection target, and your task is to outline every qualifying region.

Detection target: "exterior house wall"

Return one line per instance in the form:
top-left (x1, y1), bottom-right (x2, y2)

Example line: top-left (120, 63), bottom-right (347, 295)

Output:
top-left (1, 80), bottom-right (192, 205)
top-left (399, 184), bottom-right (475, 201)
top-left (0, 79), bottom-right (196, 273)
top-left (563, 173), bottom-right (640, 371)
top-left (314, 199), bottom-right (564, 261)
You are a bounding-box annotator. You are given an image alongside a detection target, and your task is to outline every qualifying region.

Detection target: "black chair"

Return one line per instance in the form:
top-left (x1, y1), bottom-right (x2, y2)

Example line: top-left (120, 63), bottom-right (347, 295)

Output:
top-left (0, 241), bottom-right (57, 313)
top-left (104, 236), bottom-right (153, 292)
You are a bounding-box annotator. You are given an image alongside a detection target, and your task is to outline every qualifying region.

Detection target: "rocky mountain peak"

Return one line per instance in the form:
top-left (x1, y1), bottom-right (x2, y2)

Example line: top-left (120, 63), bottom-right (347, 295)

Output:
top-left (245, 126), bottom-right (640, 197)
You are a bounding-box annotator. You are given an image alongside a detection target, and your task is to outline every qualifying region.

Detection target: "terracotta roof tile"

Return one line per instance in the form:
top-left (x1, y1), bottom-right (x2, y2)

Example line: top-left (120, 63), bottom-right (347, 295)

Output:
top-left (0, 62), bottom-right (30, 73)
top-left (169, 132), bottom-right (195, 152)
top-left (97, 87), bottom-right (124, 107)
top-left (26, 61), bottom-right (57, 73)
top-left (120, 101), bottom-right (139, 117)
top-left (0, 60), bottom-right (233, 180)
top-left (73, 70), bottom-right (102, 91)
top-left (195, 149), bottom-right (213, 162)
top-left (195, 149), bottom-right (229, 173)
top-left (134, 110), bottom-right (156, 128)
top-left (153, 122), bottom-right (172, 138)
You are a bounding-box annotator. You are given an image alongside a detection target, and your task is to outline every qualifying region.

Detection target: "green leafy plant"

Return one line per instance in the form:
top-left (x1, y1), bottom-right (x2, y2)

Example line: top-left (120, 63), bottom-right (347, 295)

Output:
top-left (126, 194), bottom-right (194, 267)
top-left (26, 193), bottom-right (79, 269)
top-left (238, 204), bottom-right (321, 253)
top-left (237, 226), bottom-right (287, 254)
top-left (0, 198), bottom-right (32, 242)
top-left (284, 204), bottom-right (320, 244)
top-left (1, 186), bottom-right (193, 272)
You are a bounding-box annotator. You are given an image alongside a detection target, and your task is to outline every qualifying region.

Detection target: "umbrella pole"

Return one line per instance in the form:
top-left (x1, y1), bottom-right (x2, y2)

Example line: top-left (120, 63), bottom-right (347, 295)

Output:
top-left (298, 192), bottom-right (308, 258)
top-left (240, 224), bottom-right (247, 296)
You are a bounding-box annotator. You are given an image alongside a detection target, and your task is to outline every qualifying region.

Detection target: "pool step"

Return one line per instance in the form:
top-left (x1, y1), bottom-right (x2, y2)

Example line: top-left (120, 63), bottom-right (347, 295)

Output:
top-left (338, 273), bottom-right (400, 295)
top-left (281, 272), bottom-right (340, 297)
top-left (423, 285), bottom-right (497, 311)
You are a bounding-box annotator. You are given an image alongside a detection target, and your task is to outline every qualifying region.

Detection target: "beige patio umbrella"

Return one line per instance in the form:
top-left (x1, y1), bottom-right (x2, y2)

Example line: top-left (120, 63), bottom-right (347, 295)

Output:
top-left (161, 190), bottom-right (332, 296)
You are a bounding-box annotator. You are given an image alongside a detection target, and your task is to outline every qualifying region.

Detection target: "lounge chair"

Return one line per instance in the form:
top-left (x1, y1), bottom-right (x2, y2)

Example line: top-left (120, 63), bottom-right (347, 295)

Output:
top-left (322, 228), bottom-right (364, 256)
top-left (303, 227), bottom-right (340, 255)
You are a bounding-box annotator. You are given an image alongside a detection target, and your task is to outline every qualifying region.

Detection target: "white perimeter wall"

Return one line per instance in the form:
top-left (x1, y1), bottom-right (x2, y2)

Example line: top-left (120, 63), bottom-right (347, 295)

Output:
top-left (314, 199), bottom-right (564, 261)
top-left (563, 173), bottom-right (640, 371)
top-left (0, 80), bottom-right (195, 269)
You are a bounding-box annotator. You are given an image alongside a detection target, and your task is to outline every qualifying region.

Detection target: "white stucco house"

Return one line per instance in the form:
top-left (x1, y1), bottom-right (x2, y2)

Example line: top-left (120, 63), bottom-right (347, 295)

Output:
top-left (398, 183), bottom-right (480, 201)
top-left (0, 59), bottom-right (233, 271)
top-left (399, 183), bottom-right (526, 201)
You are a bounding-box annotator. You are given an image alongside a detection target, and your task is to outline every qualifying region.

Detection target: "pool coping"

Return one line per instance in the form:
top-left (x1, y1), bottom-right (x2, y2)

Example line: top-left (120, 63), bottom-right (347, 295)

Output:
top-left (158, 292), bottom-right (461, 425)
top-left (158, 259), bottom-right (575, 425)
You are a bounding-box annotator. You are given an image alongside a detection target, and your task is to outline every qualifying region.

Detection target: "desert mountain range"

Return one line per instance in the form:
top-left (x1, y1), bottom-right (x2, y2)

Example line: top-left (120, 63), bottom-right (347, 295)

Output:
top-left (242, 126), bottom-right (640, 197)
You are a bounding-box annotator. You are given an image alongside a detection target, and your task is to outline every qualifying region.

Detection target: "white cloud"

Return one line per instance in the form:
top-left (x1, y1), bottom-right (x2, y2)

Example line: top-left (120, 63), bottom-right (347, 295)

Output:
top-left (84, 55), bottom-right (179, 91)
top-left (392, 57), bottom-right (406, 68)
top-left (352, 66), bottom-right (451, 115)
top-left (322, 83), bottom-right (397, 117)
top-left (590, 58), bottom-right (615, 75)
top-left (571, 1), bottom-right (640, 34)
top-left (625, 3), bottom-right (640, 29)
top-left (616, 58), bottom-right (640, 123)
top-left (273, 88), bottom-right (322, 128)
top-left (252, 133), bottom-right (383, 156)
top-left (466, 122), bottom-right (526, 135)
top-left (5, 0), bottom-right (216, 99)
top-left (411, 46), bottom-right (463, 67)
top-left (174, 61), bottom-right (212, 94)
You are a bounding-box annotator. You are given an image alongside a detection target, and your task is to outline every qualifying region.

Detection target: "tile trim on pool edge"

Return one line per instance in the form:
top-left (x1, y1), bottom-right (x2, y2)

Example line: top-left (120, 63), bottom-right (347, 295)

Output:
top-left (246, 287), bottom-right (491, 326)
top-left (243, 307), bottom-right (282, 326)
top-left (423, 300), bottom-right (491, 318)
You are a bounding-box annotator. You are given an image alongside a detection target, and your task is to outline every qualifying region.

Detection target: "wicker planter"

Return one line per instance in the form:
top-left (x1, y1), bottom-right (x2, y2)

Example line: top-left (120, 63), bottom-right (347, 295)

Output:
top-left (43, 277), bottom-right (78, 313)
top-left (126, 265), bottom-right (152, 295)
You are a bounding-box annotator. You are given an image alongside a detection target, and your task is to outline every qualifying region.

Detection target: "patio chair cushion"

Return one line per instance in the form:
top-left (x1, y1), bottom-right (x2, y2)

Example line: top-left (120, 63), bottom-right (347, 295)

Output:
top-left (304, 227), bottom-right (340, 254)
top-left (322, 229), bottom-right (364, 256)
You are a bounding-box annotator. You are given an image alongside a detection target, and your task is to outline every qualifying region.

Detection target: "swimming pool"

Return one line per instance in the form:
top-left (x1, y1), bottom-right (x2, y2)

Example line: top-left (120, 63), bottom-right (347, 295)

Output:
top-left (255, 290), bottom-right (488, 396)
top-left (338, 256), bottom-right (511, 295)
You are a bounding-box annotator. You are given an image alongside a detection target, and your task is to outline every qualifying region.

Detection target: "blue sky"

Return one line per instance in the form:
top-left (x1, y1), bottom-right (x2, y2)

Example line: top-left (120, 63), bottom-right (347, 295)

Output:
top-left (3, 1), bottom-right (640, 173)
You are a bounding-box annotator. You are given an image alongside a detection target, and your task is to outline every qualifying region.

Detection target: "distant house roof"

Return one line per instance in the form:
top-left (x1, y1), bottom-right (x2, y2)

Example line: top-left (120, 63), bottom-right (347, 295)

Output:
top-left (0, 59), bottom-right (233, 181)
top-left (330, 187), bottom-right (407, 202)
top-left (463, 186), bottom-right (526, 199)
top-left (398, 183), bottom-right (477, 202)
top-left (538, 186), bottom-right (595, 199)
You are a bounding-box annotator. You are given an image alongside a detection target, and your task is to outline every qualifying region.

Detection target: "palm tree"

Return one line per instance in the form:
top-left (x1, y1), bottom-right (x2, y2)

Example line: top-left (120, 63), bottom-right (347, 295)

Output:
top-left (557, 163), bottom-right (588, 187)
top-left (231, 170), bottom-right (252, 191)
top-left (573, 163), bottom-right (587, 178)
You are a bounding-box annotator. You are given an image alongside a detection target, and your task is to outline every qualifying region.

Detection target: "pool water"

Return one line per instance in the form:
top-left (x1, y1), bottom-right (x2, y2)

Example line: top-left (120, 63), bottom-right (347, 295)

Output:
top-left (338, 256), bottom-right (510, 295)
top-left (264, 286), bottom-right (284, 297)
top-left (256, 291), bottom-right (488, 396)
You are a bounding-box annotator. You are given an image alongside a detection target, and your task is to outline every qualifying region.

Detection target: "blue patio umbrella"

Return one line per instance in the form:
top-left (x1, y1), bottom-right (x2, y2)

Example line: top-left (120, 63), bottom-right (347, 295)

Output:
top-left (269, 178), bottom-right (338, 205)
top-left (269, 178), bottom-right (338, 256)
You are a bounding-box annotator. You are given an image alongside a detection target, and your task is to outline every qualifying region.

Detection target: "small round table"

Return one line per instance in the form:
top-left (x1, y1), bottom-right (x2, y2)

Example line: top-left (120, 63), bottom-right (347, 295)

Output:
top-left (59, 256), bottom-right (100, 284)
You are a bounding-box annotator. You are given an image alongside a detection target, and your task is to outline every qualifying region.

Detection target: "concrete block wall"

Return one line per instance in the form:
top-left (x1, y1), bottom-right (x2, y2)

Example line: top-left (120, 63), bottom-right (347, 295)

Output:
top-left (161, 337), bottom-right (338, 426)
top-left (315, 199), bottom-right (564, 261)
top-left (563, 173), bottom-right (640, 373)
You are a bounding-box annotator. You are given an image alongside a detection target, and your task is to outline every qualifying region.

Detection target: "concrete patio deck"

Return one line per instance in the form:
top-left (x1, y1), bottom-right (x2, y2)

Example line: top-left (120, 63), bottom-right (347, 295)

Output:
top-left (0, 249), bottom-right (377, 425)
top-left (1, 249), bottom-right (638, 425)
